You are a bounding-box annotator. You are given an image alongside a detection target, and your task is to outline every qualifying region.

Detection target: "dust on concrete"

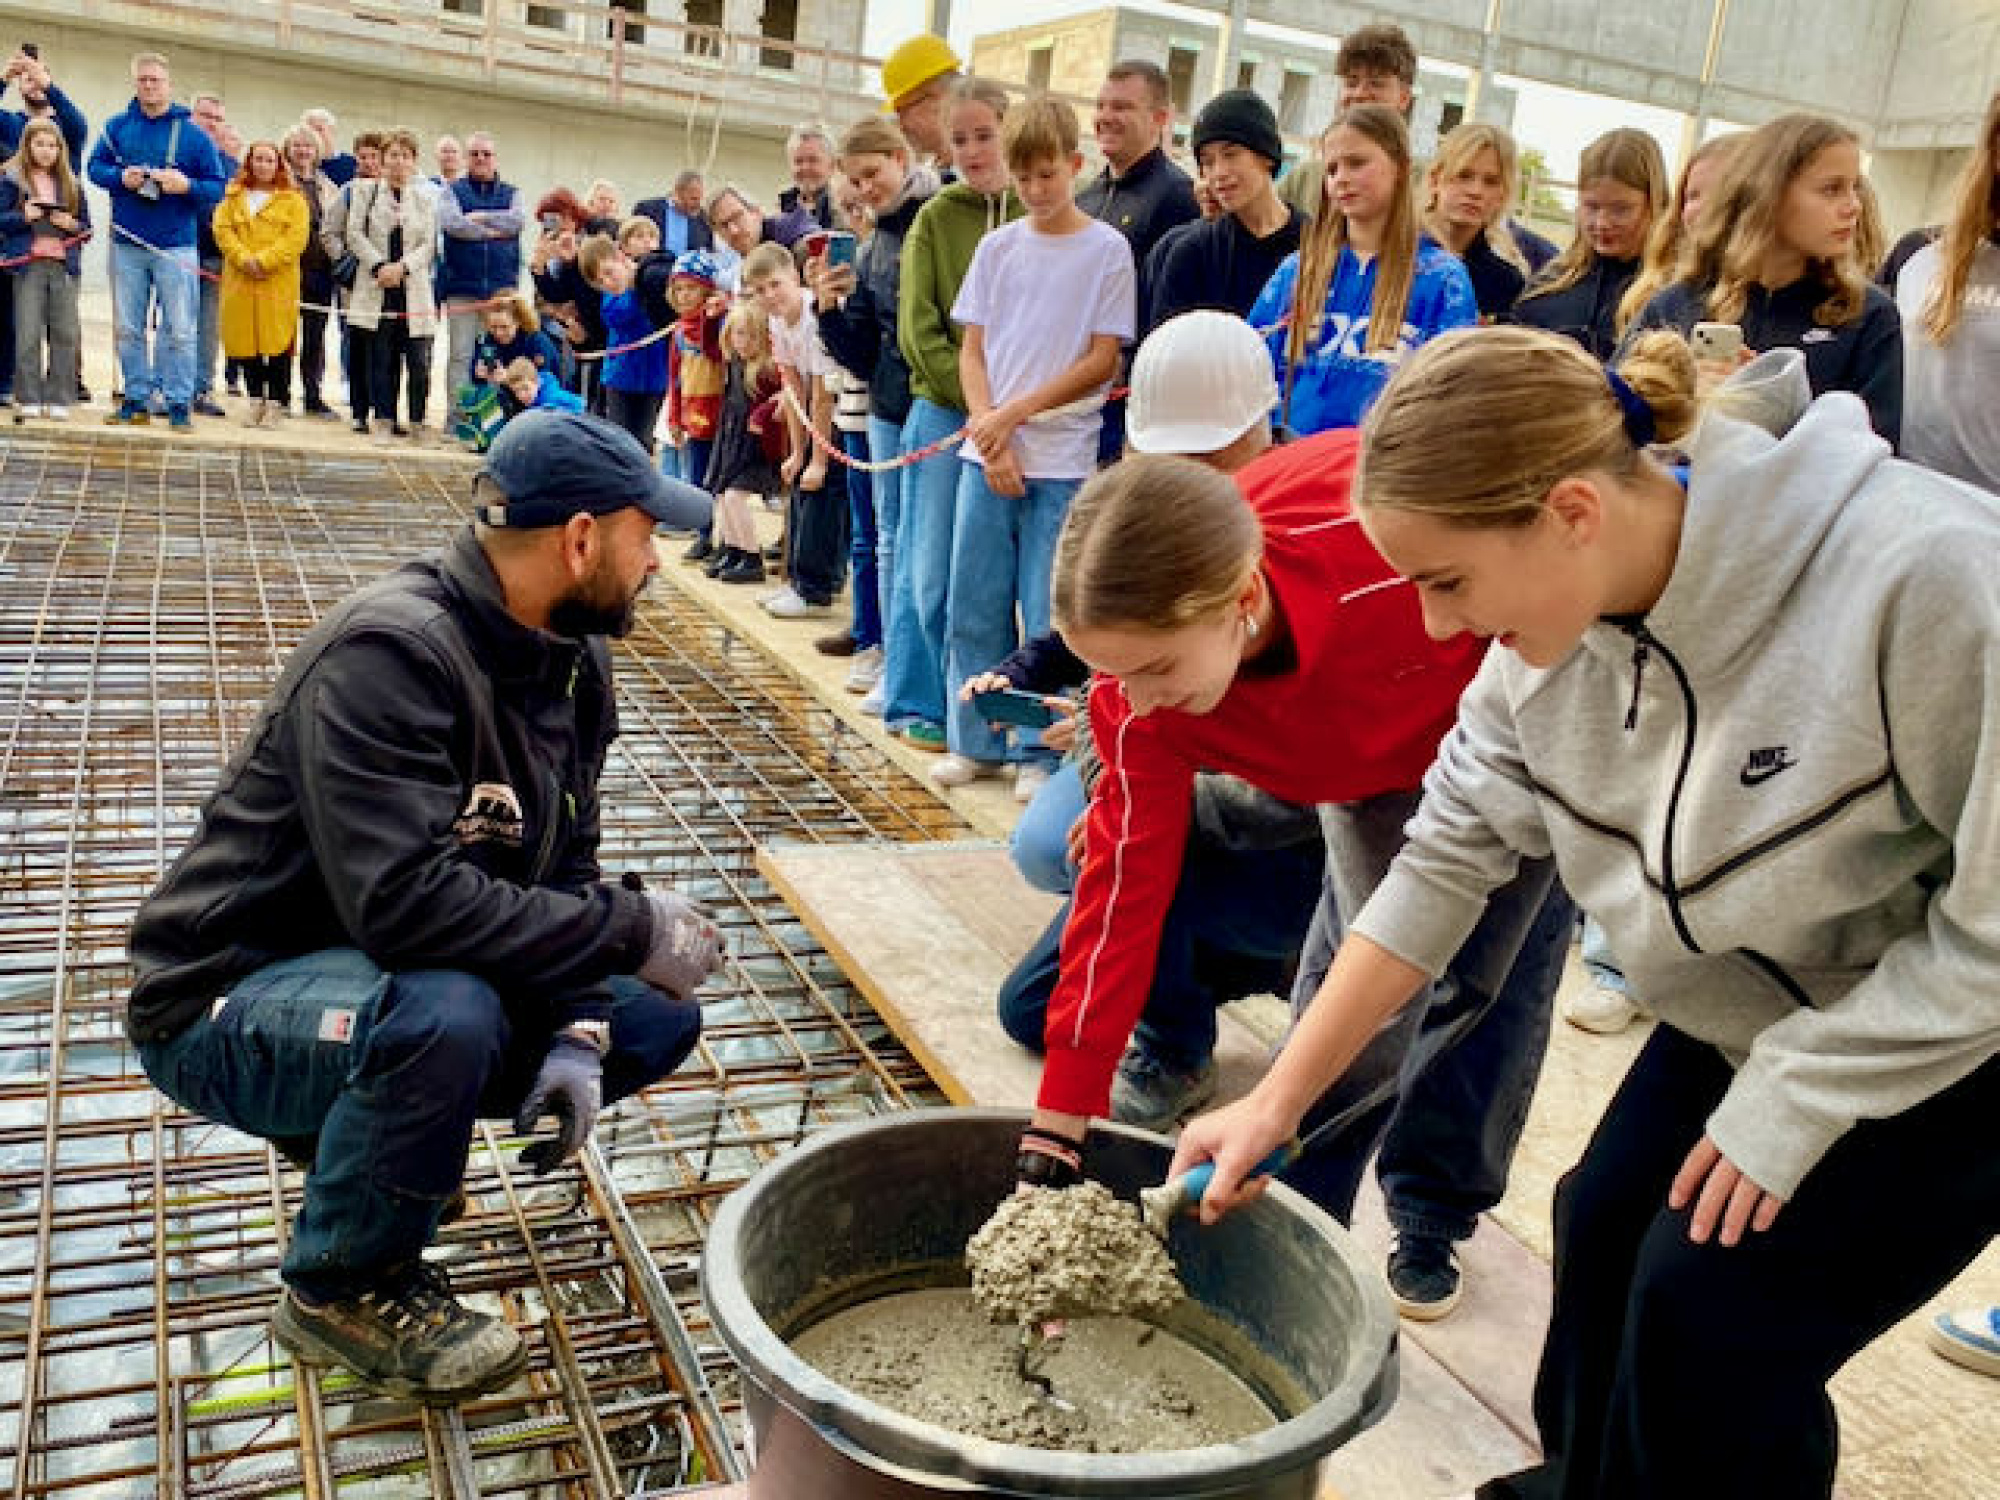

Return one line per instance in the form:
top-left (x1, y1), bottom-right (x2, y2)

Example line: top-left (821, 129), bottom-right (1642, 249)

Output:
top-left (789, 1287), bottom-right (1277, 1452)
top-left (964, 1182), bottom-right (1183, 1326)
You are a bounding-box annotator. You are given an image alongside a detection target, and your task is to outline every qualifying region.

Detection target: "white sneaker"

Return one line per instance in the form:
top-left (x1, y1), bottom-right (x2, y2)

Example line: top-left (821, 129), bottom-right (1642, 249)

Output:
top-left (764, 587), bottom-right (830, 620)
top-left (859, 680), bottom-right (887, 717)
top-left (1564, 978), bottom-right (1641, 1035)
top-left (42, 404), bottom-right (67, 421)
top-left (1013, 763), bottom-right (1052, 803)
top-left (929, 754), bottom-right (1000, 788)
top-left (16, 403), bottom-right (41, 420)
top-left (844, 646), bottom-right (884, 693)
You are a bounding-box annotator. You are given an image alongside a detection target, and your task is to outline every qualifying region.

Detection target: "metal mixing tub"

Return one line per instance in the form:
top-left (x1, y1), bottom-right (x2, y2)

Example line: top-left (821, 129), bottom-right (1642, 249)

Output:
top-left (701, 1108), bottom-right (1399, 1498)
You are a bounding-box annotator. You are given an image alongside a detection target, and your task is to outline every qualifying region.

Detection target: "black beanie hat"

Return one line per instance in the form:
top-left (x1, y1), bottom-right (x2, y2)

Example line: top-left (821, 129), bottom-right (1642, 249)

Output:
top-left (1191, 89), bottom-right (1284, 173)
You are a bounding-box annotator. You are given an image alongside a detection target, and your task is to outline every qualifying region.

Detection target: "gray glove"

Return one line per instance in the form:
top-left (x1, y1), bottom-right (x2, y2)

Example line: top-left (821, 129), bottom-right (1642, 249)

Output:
top-left (639, 889), bottom-right (724, 996)
top-left (513, 1033), bottom-right (602, 1175)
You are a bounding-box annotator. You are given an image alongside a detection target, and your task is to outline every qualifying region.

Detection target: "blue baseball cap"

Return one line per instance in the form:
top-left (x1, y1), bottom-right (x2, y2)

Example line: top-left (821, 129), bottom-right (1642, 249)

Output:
top-left (476, 409), bottom-right (712, 531)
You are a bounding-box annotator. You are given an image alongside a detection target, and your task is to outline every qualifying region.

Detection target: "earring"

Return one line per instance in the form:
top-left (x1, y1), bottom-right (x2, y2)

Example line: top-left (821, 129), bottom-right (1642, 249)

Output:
top-left (1243, 613), bottom-right (1259, 639)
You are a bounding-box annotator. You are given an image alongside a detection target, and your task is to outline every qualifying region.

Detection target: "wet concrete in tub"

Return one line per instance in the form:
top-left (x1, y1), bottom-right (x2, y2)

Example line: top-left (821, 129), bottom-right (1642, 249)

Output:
top-left (964, 1182), bottom-right (1183, 1325)
top-left (790, 1287), bottom-right (1279, 1451)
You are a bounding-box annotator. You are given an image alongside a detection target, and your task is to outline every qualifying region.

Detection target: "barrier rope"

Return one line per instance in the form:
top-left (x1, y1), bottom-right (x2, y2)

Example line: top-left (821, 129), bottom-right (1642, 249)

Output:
top-left (0, 229), bottom-right (91, 271)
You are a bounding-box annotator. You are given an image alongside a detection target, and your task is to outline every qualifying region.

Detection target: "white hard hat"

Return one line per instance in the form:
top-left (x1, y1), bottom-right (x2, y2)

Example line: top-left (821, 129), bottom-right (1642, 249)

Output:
top-left (1126, 310), bottom-right (1279, 455)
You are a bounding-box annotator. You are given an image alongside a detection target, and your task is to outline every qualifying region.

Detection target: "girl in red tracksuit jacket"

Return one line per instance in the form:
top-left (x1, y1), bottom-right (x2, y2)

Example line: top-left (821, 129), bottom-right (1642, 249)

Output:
top-left (1026, 431), bottom-right (1484, 1134)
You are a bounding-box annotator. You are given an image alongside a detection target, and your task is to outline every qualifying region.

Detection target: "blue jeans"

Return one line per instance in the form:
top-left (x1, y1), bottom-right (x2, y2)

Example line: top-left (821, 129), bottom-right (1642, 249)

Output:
top-left (882, 398), bottom-right (964, 730)
top-left (998, 829), bottom-right (1325, 1073)
top-left (1011, 759), bottom-right (1086, 895)
top-left (135, 947), bottom-right (700, 1301)
top-left (944, 463), bottom-right (1077, 765)
top-left (867, 414), bottom-right (909, 706)
top-left (658, 441), bottom-right (684, 481)
top-left (112, 239), bottom-right (199, 409)
top-left (1281, 792), bottom-right (1575, 1243)
top-left (840, 428), bottom-right (882, 649)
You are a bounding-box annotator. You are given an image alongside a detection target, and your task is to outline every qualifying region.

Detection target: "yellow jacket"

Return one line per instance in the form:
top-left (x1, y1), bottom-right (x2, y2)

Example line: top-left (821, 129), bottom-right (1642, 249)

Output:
top-left (214, 183), bottom-right (310, 358)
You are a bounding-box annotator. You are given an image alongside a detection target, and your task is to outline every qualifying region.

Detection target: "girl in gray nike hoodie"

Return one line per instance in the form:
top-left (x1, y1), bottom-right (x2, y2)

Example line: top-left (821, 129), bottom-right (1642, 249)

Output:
top-left (1175, 328), bottom-right (2000, 1500)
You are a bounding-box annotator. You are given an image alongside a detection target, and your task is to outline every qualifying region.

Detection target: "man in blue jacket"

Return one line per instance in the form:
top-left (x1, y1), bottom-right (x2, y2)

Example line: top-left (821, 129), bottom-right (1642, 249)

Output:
top-left (86, 51), bottom-right (226, 429)
top-left (437, 131), bottom-right (525, 402)
top-left (127, 412), bottom-right (720, 1403)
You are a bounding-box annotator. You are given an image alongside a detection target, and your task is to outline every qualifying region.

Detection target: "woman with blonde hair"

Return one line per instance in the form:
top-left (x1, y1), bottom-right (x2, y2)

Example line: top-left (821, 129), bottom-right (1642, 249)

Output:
top-left (1893, 88), bottom-right (2000, 490)
top-left (0, 116), bottom-right (90, 421)
top-left (1512, 127), bottom-right (1667, 358)
top-left (345, 128), bottom-right (440, 441)
top-left (214, 140), bottom-right (309, 427)
top-left (1617, 133), bottom-right (1741, 334)
top-left (1422, 120), bottom-right (1529, 322)
top-left (1249, 102), bottom-right (1476, 434)
top-left (1176, 321), bottom-right (2000, 1497)
top-left (1628, 113), bottom-right (1903, 446)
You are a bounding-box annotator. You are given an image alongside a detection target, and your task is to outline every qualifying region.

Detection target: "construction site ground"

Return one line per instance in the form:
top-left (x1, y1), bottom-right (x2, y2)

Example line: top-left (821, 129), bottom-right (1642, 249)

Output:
top-left (0, 359), bottom-right (1992, 1498)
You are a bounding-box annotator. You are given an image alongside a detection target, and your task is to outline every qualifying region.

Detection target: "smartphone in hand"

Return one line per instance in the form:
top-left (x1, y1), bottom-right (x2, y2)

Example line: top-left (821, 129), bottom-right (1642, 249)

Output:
top-left (973, 688), bottom-right (1058, 731)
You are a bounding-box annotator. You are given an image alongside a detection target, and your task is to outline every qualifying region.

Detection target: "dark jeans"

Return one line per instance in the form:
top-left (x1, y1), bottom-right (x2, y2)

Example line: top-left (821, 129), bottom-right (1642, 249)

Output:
top-left (298, 294), bottom-right (330, 407)
top-left (1481, 1027), bottom-right (2000, 1500)
top-left (605, 387), bottom-right (664, 453)
top-left (785, 466), bottom-right (850, 607)
top-left (687, 436), bottom-right (716, 545)
top-left (136, 947), bottom-right (701, 1302)
top-left (345, 322), bottom-right (373, 422)
top-left (370, 324), bottom-right (432, 424)
top-left (840, 428), bottom-right (881, 648)
top-left (241, 352), bottom-right (293, 405)
top-left (1278, 791), bottom-right (1573, 1243)
top-left (998, 830), bottom-right (1326, 1073)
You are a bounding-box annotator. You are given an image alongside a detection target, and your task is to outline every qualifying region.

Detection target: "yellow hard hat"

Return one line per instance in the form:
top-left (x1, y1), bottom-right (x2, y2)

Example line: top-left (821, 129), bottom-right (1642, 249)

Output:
top-left (880, 33), bottom-right (961, 112)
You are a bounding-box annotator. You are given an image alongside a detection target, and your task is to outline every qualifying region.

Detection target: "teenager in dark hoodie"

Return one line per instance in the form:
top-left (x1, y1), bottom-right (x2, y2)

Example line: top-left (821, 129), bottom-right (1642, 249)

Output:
top-left (1143, 89), bottom-right (1304, 334)
top-left (1626, 114), bottom-right (1904, 449)
top-left (1511, 128), bottom-right (1666, 362)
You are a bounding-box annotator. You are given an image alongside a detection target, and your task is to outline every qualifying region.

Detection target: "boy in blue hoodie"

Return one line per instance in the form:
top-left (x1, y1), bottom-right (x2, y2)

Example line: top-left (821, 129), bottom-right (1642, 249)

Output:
top-left (86, 51), bottom-right (225, 429)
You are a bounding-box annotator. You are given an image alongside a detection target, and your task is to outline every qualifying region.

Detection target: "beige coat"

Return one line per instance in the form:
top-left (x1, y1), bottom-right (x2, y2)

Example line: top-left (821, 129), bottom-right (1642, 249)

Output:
top-left (343, 177), bottom-right (438, 335)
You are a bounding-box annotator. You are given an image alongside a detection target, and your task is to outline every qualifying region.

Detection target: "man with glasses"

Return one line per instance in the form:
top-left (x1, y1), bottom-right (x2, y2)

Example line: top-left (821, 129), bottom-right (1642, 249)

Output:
top-left (437, 132), bottom-right (525, 397)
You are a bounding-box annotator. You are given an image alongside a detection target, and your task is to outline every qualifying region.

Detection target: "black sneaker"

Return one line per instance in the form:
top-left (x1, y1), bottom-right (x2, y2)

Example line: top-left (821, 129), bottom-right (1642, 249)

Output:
top-left (1386, 1234), bottom-right (1462, 1321)
top-left (273, 1262), bottom-right (525, 1403)
top-left (682, 536), bottom-right (714, 564)
top-left (192, 395), bottom-right (227, 418)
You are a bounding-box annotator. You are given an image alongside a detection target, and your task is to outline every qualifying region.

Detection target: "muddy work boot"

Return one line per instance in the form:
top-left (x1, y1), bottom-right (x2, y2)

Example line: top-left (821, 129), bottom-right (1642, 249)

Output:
top-left (273, 1262), bottom-right (525, 1402)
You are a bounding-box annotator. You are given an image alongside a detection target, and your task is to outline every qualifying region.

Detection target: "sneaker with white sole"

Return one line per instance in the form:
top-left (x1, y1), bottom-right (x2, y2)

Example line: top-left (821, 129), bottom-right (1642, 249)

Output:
top-left (929, 753), bottom-right (1000, 787)
top-left (1563, 978), bottom-right (1642, 1035)
top-left (764, 588), bottom-right (831, 620)
top-left (1930, 1305), bottom-right (2000, 1378)
top-left (1014, 763), bottom-right (1052, 803)
top-left (1108, 1046), bottom-right (1217, 1131)
top-left (1386, 1233), bottom-right (1463, 1321)
top-left (859, 680), bottom-right (887, 716)
top-left (272, 1261), bottom-right (525, 1402)
top-left (844, 645), bottom-right (884, 693)
top-left (43, 405), bottom-right (68, 421)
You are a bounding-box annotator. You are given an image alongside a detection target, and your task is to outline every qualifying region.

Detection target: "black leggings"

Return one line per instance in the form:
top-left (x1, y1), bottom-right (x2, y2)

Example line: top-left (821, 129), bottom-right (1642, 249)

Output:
top-left (240, 352), bottom-right (293, 405)
top-left (1483, 1025), bottom-right (2000, 1500)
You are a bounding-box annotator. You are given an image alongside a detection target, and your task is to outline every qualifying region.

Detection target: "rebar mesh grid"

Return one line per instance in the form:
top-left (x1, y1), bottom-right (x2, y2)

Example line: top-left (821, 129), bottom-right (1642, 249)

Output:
top-left (0, 433), bottom-right (961, 1498)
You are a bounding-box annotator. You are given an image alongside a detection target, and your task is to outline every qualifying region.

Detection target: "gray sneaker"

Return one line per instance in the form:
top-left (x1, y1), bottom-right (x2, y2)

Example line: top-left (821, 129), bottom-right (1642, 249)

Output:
top-left (273, 1262), bottom-right (525, 1402)
top-left (1109, 1047), bottom-right (1218, 1132)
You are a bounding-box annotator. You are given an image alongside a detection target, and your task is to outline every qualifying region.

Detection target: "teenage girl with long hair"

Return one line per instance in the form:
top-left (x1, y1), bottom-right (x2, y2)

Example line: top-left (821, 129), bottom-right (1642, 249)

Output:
top-left (0, 116), bottom-right (88, 420)
top-left (1893, 88), bottom-right (2000, 490)
top-left (1628, 113), bottom-right (1904, 447)
top-left (1512, 127), bottom-right (1666, 359)
top-left (1176, 323), bottom-right (2000, 1499)
top-left (1617, 133), bottom-right (1740, 334)
top-left (1422, 121), bottom-right (1529, 322)
top-left (1250, 103), bottom-right (1476, 434)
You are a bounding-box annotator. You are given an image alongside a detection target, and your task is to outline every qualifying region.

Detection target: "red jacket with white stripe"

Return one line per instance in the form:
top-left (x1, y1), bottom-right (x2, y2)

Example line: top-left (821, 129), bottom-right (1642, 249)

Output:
top-left (1038, 429), bottom-right (1486, 1119)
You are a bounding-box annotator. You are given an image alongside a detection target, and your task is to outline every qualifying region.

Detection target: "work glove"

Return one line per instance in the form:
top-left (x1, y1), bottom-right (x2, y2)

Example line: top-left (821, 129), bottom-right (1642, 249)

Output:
top-left (1015, 1124), bottom-right (1086, 1191)
top-left (637, 888), bottom-right (725, 997)
top-left (513, 1033), bottom-right (603, 1175)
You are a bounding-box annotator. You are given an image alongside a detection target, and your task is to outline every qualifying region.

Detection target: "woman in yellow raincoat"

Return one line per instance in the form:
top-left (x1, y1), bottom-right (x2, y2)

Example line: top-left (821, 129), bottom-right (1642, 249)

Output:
top-left (213, 140), bottom-right (309, 428)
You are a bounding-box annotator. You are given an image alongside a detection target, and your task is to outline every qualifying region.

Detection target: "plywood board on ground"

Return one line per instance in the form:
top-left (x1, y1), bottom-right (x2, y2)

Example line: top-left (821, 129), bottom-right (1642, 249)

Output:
top-left (757, 840), bottom-right (1278, 1109)
top-left (1320, 1336), bottom-right (1539, 1500)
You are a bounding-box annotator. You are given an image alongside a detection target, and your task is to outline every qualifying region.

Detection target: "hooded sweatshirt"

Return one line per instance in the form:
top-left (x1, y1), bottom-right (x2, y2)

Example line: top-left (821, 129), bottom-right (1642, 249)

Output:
top-left (86, 99), bottom-right (227, 249)
top-left (898, 178), bottom-right (1023, 412)
top-left (1510, 252), bottom-right (1641, 361)
top-left (1353, 352), bottom-right (2000, 1202)
top-left (817, 164), bottom-right (941, 426)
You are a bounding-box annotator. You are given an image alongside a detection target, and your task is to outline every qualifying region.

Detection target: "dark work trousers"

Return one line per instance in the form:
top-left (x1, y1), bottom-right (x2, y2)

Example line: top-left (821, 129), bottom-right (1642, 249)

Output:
top-left (784, 466), bottom-right (850, 607)
top-left (241, 352), bottom-right (294, 405)
top-left (297, 274), bottom-right (331, 408)
top-left (1481, 1026), bottom-right (2000, 1500)
top-left (345, 322), bottom-right (373, 423)
top-left (370, 324), bottom-right (431, 426)
top-left (1277, 791), bottom-right (1571, 1244)
top-left (604, 387), bottom-right (664, 453)
top-left (998, 830), bottom-right (1326, 1073)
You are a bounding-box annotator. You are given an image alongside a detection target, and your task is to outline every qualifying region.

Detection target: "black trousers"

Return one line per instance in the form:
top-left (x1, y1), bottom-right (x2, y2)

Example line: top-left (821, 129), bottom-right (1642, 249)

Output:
top-left (604, 387), bottom-right (663, 453)
top-left (784, 466), bottom-right (850, 606)
top-left (298, 302), bottom-right (329, 406)
top-left (345, 322), bottom-right (373, 423)
top-left (240, 353), bottom-right (293, 404)
top-left (1483, 1025), bottom-right (2000, 1500)
top-left (369, 323), bottom-right (431, 425)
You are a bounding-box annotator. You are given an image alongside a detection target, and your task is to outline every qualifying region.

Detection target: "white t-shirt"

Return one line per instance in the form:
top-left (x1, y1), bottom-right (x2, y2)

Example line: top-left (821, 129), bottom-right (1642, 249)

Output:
top-left (1896, 238), bottom-right (2000, 493)
top-left (770, 300), bottom-right (828, 381)
top-left (951, 216), bottom-right (1136, 479)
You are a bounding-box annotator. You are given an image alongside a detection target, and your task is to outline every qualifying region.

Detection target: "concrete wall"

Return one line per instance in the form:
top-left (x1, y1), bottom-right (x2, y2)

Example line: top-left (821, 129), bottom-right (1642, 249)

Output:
top-left (1876, 0), bottom-right (2000, 148)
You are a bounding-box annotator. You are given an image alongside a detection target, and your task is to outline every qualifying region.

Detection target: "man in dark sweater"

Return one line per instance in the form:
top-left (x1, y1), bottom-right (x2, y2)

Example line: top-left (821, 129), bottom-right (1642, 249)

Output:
top-left (126, 413), bottom-right (720, 1403)
top-left (1144, 89), bottom-right (1304, 335)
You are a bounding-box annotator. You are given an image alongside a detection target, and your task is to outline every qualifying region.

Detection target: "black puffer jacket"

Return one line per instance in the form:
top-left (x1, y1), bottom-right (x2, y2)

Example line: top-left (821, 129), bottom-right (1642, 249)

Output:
top-left (127, 529), bottom-right (655, 1043)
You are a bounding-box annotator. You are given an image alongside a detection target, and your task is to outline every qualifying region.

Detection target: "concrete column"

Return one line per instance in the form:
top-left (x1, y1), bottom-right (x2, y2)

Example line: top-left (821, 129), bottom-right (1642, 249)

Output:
top-left (1209, 0), bottom-right (1248, 105)
top-left (925, 0), bottom-right (952, 42)
top-left (1463, 0), bottom-right (1506, 124)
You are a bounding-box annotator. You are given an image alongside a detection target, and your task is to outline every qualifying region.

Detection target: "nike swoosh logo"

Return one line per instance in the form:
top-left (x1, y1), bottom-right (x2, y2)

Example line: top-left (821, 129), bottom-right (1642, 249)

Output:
top-left (1740, 757), bottom-right (1799, 787)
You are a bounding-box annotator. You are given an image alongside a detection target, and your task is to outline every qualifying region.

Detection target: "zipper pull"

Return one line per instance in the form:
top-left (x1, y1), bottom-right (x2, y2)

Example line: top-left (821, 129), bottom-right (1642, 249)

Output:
top-left (1624, 637), bottom-right (1650, 731)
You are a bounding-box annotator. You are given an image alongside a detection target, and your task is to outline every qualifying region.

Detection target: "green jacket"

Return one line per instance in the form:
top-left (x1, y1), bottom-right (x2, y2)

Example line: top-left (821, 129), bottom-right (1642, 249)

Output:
top-left (896, 180), bottom-right (1022, 413)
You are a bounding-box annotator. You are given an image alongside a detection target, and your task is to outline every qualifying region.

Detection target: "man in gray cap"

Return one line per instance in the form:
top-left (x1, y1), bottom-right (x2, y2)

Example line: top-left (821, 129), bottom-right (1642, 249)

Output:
top-left (127, 411), bottom-right (719, 1404)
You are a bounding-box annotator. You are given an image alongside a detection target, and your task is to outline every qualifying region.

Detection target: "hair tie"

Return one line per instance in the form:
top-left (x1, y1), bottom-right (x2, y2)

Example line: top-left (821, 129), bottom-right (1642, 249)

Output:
top-left (1605, 368), bottom-right (1656, 448)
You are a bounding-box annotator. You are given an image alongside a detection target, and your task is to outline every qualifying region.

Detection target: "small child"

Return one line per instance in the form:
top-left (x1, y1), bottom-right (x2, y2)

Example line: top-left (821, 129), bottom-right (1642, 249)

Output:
top-left (576, 229), bottom-right (676, 449)
top-left (660, 249), bottom-right (728, 556)
top-left (743, 240), bottom-right (839, 615)
top-left (617, 212), bottom-right (661, 262)
top-left (702, 300), bottom-right (786, 585)
top-left (502, 355), bottom-right (583, 413)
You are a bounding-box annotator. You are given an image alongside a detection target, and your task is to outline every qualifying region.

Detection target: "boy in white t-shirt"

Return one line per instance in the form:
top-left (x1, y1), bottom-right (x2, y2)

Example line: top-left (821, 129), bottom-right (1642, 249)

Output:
top-left (937, 97), bottom-right (1136, 791)
top-left (743, 242), bottom-right (840, 618)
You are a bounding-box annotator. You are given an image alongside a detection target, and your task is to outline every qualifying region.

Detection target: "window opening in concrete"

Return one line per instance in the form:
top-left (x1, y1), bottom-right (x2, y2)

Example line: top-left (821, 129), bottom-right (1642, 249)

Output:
top-left (686, 0), bottom-right (724, 60)
top-left (1279, 67), bottom-right (1313, 135)
top-left (1167, 44), bottom-right (1200, 116)
top-left (1027, 43), bottom-right (1053, 96)
top-left (760, 0), bottom-right (799, 70)
top-left (610, 0), bottom-right (647, 46)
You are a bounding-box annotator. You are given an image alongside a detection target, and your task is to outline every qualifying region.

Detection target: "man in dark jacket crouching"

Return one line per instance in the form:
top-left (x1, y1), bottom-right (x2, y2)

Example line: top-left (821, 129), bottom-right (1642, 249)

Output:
top-left (126, 410), bottom-right (718, 1404)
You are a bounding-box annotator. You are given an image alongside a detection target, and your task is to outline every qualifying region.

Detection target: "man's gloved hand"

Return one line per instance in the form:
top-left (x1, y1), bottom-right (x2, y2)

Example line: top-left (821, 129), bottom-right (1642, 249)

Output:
top-left (513, 1033), bottom-right (603, 1175)
top-left (1015, 1125), bottom-right (1086, 1191)
top-left (637, 889), bottom-right (725, 997)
